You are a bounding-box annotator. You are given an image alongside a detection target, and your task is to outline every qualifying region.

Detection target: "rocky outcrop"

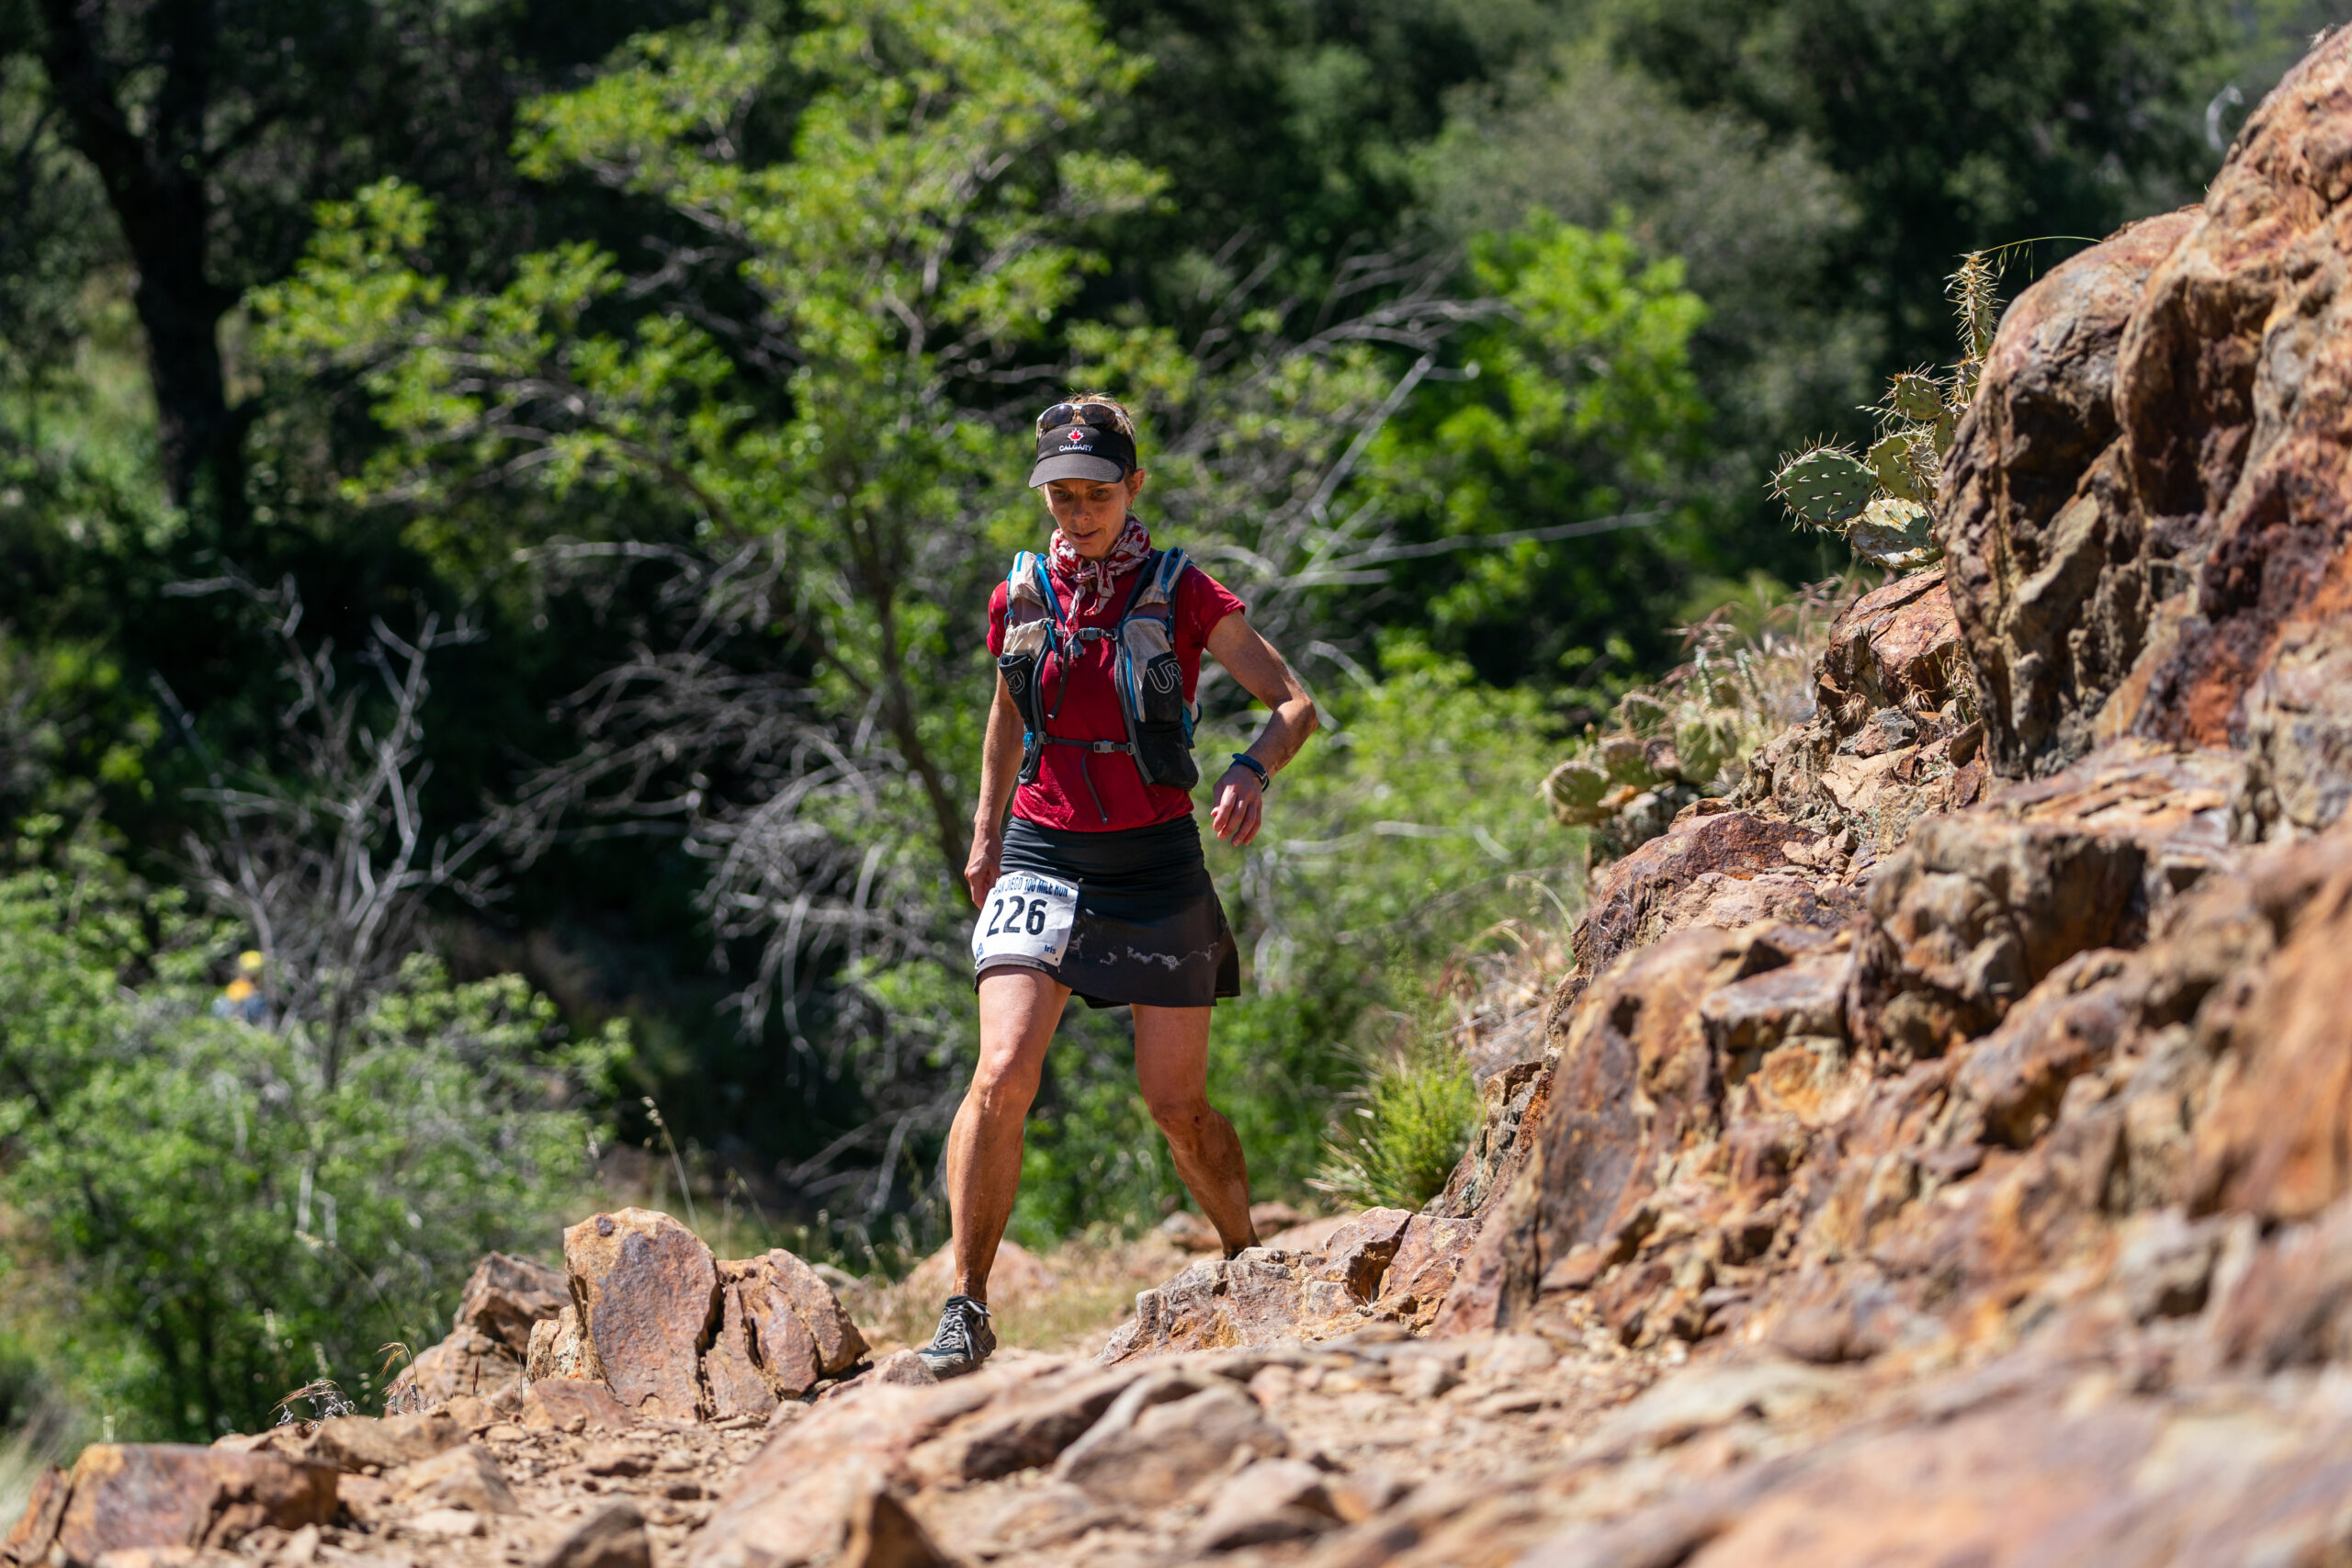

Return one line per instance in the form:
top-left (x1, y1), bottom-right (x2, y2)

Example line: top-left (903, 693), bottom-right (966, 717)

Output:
top-left (1946, 37), bottom-right (2352, 821)
top-left (1384, 27), bottom-right (2352, 1561)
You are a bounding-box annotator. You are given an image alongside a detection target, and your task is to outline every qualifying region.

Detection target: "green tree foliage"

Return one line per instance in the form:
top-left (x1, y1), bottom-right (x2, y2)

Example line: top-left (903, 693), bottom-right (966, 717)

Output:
top-left (1092, 0), bottom-right (1563, 316)
top-left (1415, 41), bottom-right (1873, 525)
top-left (1595, 0), bottom-right (2230, 369)
top-left (1411, 1), bottom-right (2265, 623)
top-left (1360, 216), bottom-right (1712, 693)
top-left (254, 3), bottom-right (1164, 886)
top-left (0, 827), bottom-right (619, 1438)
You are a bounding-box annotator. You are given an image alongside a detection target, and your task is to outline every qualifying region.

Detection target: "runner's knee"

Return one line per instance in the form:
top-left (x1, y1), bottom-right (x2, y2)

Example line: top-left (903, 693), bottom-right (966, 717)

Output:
top-left (967, 1049), bottom-right (1042, 1114)
top-left (1145, 1090), bottom-right (1214, 1142)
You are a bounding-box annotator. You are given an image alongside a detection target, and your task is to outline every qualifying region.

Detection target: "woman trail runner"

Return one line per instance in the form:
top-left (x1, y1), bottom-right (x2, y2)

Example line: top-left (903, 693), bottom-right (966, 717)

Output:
top-left (918, 394), bottom-right (1317, 1377)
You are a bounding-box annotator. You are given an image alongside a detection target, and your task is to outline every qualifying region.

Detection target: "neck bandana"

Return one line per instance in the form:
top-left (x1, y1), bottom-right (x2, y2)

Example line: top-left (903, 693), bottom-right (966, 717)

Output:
top-left (1048, 514), bottom-right (1152, 612)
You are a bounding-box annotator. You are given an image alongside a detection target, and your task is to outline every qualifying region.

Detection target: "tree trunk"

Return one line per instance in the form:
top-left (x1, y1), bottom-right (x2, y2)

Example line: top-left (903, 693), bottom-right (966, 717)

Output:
top-left (33, 0), bottom-right (244, 514)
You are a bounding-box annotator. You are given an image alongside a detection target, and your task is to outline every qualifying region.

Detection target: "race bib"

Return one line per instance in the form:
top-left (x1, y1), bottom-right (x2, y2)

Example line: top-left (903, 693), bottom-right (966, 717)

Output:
top-left (971, 873), bottom-right (1080, 968)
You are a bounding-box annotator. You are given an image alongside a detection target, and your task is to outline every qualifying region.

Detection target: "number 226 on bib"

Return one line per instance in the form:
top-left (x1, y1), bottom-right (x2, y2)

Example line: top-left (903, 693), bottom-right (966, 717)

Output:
top-left (971, 873), bottom-right (1080, 968)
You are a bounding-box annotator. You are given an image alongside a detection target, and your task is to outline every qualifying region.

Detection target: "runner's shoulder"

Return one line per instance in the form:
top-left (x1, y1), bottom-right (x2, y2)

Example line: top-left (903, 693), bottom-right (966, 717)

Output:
top-left (1175, 559), bottom-right (1247, 627)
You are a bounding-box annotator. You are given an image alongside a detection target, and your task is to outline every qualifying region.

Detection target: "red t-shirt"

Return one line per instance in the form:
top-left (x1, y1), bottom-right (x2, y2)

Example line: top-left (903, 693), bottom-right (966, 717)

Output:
top-left (987, 558), bottom-right (1248, 831)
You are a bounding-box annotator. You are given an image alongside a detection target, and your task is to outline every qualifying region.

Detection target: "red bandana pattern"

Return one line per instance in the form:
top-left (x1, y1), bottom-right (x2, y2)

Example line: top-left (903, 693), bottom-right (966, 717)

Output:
top-left (1048, 515), bottom-right (1152, 611)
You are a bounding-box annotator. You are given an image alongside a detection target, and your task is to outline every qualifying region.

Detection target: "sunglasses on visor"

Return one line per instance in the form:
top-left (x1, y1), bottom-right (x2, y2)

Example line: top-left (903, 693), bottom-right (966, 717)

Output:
top-left (1035, 401), bottom-right (1128, 434)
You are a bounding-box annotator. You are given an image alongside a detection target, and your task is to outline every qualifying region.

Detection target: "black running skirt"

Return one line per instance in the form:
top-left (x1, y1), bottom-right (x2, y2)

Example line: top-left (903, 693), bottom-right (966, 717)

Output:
top-left (979, 815), bottom-right (1241, 1009)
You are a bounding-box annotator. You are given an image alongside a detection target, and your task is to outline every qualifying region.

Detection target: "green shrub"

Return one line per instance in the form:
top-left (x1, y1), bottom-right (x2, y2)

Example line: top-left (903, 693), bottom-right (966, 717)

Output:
top-left (1312, 1037), bottom-right (1480, 1212)
top-left (0, 825), bottom-right (625, 1438)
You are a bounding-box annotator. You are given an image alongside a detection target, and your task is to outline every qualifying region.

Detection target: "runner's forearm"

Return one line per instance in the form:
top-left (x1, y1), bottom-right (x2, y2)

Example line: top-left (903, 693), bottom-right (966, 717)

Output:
top-left (1203, 611), bottom-right (1318, 783)
top-left (1239, 694), bottom-right (1317, 777)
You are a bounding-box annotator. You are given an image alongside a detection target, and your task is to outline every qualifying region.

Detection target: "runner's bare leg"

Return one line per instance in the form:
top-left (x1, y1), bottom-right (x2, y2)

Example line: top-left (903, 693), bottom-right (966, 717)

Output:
top-left (947, 967), bottom-right (1070, 1302)
top-left (1133, 1003), bottom-right (1260, 1255)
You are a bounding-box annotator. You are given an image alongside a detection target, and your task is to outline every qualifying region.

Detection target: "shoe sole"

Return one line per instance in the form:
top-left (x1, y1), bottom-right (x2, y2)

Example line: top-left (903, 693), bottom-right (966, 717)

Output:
top-left (917, 1351), bottom-right (988, 1380)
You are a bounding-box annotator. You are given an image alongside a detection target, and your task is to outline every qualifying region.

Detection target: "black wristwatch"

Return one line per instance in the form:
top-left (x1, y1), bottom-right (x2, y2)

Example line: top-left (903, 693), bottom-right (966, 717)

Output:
top-left (1228, 752), bottom-right (1271, 791)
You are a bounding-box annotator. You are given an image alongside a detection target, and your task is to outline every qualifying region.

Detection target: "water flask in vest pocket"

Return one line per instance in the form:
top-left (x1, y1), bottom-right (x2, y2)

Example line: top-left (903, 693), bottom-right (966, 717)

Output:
top-left (1119, 616), bottom-right (1199, 790)
top-left (999, 617), bottom-right (1053, 782)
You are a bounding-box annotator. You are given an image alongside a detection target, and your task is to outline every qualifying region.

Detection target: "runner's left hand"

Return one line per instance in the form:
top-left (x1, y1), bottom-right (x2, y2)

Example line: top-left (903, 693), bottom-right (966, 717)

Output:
top-left (1210, 765), bottom-right (1264, 846)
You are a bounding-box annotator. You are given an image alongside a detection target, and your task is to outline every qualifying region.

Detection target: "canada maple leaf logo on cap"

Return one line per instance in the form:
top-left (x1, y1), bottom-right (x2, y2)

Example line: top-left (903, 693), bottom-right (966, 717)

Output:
top-left (1064, 427), bottom-right (1087, 443)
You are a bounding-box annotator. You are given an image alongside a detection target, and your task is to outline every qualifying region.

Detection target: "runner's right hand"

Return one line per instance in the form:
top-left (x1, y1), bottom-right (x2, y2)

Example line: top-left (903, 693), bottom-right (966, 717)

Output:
top-left (965, 834), bottom-right (1003, 908)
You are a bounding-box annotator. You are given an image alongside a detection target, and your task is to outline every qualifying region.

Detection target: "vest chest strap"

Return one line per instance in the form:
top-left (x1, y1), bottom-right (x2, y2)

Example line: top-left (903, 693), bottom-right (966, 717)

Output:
top-left (1038, 736), bottom-right (1139, 754)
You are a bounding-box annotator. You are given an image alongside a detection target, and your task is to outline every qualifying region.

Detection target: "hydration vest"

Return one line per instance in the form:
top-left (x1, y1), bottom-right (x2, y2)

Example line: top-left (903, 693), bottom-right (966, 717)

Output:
top-left (998, 547), bottom-right (1200, 823)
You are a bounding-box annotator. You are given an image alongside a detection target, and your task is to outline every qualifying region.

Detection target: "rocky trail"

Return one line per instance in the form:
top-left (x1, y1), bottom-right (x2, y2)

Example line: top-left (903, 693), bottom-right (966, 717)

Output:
top-left (17, 28), bottom-right (2352, 1568)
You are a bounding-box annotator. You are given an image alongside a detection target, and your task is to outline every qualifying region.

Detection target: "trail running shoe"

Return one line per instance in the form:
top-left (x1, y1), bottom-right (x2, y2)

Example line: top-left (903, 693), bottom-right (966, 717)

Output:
top-left (915, 1293), bottom-right (996, 1379)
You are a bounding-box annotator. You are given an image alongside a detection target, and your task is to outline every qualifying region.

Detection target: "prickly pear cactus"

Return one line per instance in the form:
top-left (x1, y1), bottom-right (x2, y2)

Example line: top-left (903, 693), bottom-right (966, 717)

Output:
top-left (1866, 429), bottom-right (1934, 505)
top-left (1767, 250), bottom-right (2006, 571)
top-left (1772, 446), bottom-right (1875, 528)
top-left (1543, 757), bottom-right (1611, 828)
top-left (1544, 655), bottom-right (1787, 852)
top-left (1884, 370), bottom-right (1944, 423)
top-left (1849, 497), bottom-right (1939, 571)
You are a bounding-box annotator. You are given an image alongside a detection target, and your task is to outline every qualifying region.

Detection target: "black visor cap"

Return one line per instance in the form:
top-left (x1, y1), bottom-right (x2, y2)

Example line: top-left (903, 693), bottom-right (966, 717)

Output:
top-left (1027, 421), bottom-right (1136, 488)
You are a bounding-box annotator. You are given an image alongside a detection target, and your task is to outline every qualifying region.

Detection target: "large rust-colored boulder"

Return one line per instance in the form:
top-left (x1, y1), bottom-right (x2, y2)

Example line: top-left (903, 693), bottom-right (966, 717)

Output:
top-left (565, 1208), bottom-right (719, 1421)
top-left (4, 1446), bottom-right (337, 1564)
top-left (2120, 45), bottom-right (2352, 808)
top-left (1436, 926), bottom-right (1762, 1335)
top-left (1568, 811), bottom-right (1803, 985)
top-left (1849, 813), bottom-right (2148, 1055)
top-left (1941, 31), bottom-right (2352, 824)
top-left (1941, 210), bottom-right (2199, 776)
top-left (2193, 820), bottom-right (2352, 1222)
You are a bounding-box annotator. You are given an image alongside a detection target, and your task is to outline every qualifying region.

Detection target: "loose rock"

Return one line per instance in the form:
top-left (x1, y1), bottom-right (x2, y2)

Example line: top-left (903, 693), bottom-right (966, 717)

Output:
top-left (566, 1208), bottom-right (719, 1421)
top-left (542, 1501), bottom-right (652, 1568)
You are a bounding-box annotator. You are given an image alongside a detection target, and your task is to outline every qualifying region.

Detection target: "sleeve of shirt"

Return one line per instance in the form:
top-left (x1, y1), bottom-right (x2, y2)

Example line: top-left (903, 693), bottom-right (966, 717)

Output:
top-left (986, 581), bottom-right (1011, 658)
top-left (1178, 565), bottom-right (1247, 655)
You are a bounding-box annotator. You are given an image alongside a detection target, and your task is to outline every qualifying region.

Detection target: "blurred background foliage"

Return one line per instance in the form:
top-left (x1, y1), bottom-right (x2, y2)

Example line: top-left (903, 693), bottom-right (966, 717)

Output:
top-left (0, 0), bottom-right (2343, 1440)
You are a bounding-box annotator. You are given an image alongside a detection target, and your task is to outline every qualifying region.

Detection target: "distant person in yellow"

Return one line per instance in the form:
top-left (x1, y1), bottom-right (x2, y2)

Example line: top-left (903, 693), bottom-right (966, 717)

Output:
top-left (213, 950), bottom-right (269, 1025)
